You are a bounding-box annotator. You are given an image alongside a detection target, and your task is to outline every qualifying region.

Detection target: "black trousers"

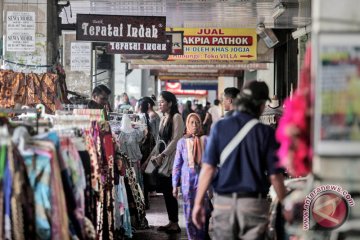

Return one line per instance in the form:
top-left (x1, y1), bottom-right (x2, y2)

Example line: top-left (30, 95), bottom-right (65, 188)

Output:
top-left (143, 174), bottom-right (150, 207)
top-left (157, 175), bottom-right (179, 223)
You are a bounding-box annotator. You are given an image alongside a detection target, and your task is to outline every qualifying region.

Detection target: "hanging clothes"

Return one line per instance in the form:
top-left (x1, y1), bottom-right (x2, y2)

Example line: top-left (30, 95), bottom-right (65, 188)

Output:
top-left (22, 145), bottom-right (53, 239)
top-left (260, 104), bottom-right (283, 129)
top-left (123, 154), bottom-right (148, 230)
top-left (0, 113), bottom-right (133, 240)
top-left (0, 137), bottom-right (36, 240)
top-left (117, 115), bottom-right (145, 194)
top-left (0, 125), bottom-right (36, 240)
top-left (0, 70), bottom-right (66, 113)
top-left (59, 137), bottom-right (87, 239)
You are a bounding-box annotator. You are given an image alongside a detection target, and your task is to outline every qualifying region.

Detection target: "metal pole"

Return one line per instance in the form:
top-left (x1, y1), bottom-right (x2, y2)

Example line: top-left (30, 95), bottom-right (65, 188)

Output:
top-left (0, 0), bottom-right (4, 59)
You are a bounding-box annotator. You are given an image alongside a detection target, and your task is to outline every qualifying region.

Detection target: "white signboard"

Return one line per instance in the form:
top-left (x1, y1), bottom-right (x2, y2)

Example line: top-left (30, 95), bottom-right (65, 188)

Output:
top-left (6, 11), bottom-right (36, 52)
top-left (71, 42), bottom-right (92, 71)
top-left (314, 33), bottom-right (360, 156)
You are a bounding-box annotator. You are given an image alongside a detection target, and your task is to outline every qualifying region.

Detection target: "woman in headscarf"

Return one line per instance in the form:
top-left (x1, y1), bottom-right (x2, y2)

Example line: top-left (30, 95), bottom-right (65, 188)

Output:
top-left (172, 113), bottom-right (212, 240)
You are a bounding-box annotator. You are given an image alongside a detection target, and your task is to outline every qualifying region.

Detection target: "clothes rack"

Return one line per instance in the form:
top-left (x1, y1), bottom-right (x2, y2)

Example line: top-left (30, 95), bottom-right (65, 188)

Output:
top-left (108, 112), bottom-right (139, 121)
top-left (1, 107), bottom-right (43, 134)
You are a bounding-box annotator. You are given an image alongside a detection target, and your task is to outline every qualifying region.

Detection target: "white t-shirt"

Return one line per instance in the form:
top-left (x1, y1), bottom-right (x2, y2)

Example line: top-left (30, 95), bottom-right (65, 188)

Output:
top-left (208, 105), bottom-right (222, 124)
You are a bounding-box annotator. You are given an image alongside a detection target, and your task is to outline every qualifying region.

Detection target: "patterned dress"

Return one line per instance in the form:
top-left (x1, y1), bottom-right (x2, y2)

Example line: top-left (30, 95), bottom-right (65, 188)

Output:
top-left (172, 137), bottom-right (211, 240)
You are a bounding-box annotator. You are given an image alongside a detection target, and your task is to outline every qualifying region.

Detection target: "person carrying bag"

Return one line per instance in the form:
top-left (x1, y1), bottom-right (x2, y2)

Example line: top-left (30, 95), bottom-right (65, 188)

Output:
top-left (192, 81), bottom-right (287, 240)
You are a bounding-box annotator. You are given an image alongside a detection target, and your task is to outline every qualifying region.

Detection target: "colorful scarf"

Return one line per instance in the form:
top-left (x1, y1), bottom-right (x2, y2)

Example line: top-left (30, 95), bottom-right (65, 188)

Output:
top-left (185, 113), bottom-right (204, 168)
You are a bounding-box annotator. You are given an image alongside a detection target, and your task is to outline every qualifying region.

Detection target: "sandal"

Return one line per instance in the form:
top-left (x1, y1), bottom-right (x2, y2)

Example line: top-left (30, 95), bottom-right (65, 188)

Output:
top-left (157, 223), bottom-right (171, 231)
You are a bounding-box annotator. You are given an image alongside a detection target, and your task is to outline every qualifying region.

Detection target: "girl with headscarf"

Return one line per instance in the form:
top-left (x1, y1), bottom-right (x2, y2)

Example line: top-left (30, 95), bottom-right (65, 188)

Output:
top-left (172, 113), bottom-right (212, 240)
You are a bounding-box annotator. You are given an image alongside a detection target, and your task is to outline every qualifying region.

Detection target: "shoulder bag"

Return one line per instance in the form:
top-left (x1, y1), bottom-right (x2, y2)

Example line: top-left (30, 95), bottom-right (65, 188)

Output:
top-left (219, 119), bottom-right (259, 167)
top-left (144, 139), bottom-right (167, 175)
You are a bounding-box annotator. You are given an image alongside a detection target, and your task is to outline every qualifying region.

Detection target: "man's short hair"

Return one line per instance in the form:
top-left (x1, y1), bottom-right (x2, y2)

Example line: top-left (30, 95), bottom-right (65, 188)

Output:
top-left (214, 99), bottom-right (220, 105)
top-left (224, 87), bottom-right (240, 99)
top-left (92, 84), bottom-right (111, 96)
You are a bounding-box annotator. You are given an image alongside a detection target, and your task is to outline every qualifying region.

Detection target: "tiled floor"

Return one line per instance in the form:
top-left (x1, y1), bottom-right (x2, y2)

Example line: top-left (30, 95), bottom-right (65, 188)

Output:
top-left (132, 194), bottom-right (188, 240)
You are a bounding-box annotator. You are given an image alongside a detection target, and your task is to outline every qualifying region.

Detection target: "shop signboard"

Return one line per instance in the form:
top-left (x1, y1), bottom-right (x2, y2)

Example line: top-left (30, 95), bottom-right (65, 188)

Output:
top-left (76, 14), bottom-right (166, 43)
top-left (6, 11), bottom-right (36, 52)
top-left (106, 35), bottom-right (172, 55)
top-left (106, 31), bottom-right (182, 55)
top-left (314, 33), bottom-right (360, 156)
top-left (167, 28), bottom-right (257, 61)
top-left (71, 42), bottom-right (92, 71)
top-left (167, 31), bottom-right (184, 55)
top-left (165, 82), bottom-right (207, 96)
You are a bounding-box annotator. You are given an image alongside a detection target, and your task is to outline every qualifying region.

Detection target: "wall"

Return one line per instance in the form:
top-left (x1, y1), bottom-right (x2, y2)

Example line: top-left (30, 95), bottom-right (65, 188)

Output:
top-left (312, 0), bottom-right (360, 180)
top-left (62, 31), bottom-right (92, 97)
top-left (256, 63), bottom-right (275, 97)
top-left (217, 76), bottom-right (237, 99)
top-left (207, 90), bottom-right (217, 104)
top-left (142, 70), bottom-right (155, 97)
top-left (2, 0), bottom-right (55, 71)
top-left (113, 54), bottom-right (127, 99)
top-left (126, 69), bottom-right (142, 100)
top-left (311, 0), bottom-right (360, 237)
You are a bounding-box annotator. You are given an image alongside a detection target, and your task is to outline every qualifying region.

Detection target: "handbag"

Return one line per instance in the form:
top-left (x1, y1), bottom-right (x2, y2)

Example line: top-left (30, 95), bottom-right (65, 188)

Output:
top-left (144, 139), bottom-right (167, 175)
top-left (144, 157), bottom-right (158, 175)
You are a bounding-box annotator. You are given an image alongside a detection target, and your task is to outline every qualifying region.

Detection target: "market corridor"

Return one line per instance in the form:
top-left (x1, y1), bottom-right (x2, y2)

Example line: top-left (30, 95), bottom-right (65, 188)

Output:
top-left (133, 194), bottom-right (188, 240)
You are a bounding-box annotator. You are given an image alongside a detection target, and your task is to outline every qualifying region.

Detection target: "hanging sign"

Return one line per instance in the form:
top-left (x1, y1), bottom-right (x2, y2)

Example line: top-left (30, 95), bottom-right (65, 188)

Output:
top-left (106, 35), bottom-right (172, 55)
top-left (71, 42), bottom-right (92, 71)
top-left (167, 31), bottom-right (184, 55)
top-left (76, 14), bottom-right (166, 43)
top-left (168, 28), bottom-right (257, 61)
top-left (165, 82), bottom-right (207, 96)
top-left (6, 11), bottom-right (36, 52)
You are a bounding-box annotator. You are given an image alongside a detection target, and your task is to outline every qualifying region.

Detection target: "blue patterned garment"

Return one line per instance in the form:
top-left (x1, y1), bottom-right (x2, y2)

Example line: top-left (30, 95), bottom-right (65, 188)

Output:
top-left (114, 176), bottom-right (132, 238)
top-left (23, 150), bottom-right (52, 240)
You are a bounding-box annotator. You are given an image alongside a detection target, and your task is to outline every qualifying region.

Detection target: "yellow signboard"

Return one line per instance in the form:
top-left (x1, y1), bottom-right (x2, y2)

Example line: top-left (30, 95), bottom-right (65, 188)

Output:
top-left (168, 28), bottom-right (257, 61)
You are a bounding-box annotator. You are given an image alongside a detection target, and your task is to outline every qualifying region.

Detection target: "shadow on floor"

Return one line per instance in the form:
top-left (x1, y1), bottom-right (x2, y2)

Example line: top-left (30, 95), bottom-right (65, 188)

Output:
top-left (132, 194), bottom-right (188, 240)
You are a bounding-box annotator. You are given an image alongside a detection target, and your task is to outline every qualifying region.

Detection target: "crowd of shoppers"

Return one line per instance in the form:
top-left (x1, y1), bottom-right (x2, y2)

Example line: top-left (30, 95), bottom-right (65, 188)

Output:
top-left (88, 83), bottom-right (286, 240)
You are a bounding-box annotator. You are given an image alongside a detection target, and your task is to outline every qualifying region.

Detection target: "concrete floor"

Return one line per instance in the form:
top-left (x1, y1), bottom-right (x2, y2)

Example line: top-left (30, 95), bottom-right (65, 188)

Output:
top-left (132, 194), bottom-right (189, 240)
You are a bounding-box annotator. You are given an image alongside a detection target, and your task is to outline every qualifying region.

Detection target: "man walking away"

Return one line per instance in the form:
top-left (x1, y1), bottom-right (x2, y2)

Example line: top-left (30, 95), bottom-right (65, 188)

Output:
top-left (192, 81), bottom-right (286, 240)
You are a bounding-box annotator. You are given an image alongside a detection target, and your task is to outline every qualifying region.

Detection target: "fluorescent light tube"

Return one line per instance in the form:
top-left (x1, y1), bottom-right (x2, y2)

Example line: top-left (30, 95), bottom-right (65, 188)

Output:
top-left (57, 0), bottom-right (70, 6)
